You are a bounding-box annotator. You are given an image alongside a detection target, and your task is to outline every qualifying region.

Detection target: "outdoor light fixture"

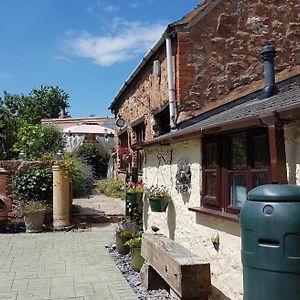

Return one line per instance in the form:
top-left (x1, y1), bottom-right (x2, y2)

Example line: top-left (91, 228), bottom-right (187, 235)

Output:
top-left (55, 150), bottom-right (63, 161)
top-left (19, 150), bottom-right (26, 160)
top-left (116, 116), bottom-right (126, 128)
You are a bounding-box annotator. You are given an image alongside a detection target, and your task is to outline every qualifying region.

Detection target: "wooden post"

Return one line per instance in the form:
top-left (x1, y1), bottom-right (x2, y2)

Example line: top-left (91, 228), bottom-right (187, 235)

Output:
top-left (268, 125), bottom-right (287, 183)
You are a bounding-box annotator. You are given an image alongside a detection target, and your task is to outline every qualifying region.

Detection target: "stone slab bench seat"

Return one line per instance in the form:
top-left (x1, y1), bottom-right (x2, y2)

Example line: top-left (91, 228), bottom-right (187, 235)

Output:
top-left (141, 233), bottom-right (211, 300)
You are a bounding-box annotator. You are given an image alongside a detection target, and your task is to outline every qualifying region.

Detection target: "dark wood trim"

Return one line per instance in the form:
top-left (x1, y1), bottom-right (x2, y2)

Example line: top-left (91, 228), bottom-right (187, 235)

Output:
top-left (188, 207), bottom-right (240, 223)
top-left (268, 125), bottom-right (287, 183)
top-left (131, 115), bottom-right (145, 128)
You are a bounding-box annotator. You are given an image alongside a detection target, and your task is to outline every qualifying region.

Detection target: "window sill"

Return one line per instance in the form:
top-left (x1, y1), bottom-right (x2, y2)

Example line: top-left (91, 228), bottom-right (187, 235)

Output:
top-left (188, 207), bottom-right (240, 223)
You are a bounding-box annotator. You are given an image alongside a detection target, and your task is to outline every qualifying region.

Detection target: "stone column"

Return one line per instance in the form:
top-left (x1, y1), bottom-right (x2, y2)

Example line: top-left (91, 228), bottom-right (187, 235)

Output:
top-left (52, 165), bottom-right (70, 229)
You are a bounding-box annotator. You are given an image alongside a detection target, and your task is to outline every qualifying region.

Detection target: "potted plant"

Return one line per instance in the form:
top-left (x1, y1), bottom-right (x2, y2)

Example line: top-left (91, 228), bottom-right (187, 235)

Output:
top-left (20, 200), bottom-right (47, 233)
top-left (115, 219), bottom-right (137, 254)
top-left (147, 185), bottom-right (170, 212)
top-left (126, 180), bottom-right (144, 204)
top-left (125, 231), bottom-right (144, 272)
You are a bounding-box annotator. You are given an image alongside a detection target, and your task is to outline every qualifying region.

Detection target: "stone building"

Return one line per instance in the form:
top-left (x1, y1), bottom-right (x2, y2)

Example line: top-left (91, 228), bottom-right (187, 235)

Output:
top-left (109, 1), bottom-right (300, 299)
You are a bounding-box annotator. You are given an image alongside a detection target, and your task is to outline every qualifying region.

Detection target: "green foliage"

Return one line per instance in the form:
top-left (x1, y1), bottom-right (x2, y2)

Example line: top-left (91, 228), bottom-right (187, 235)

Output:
top-left (13, 123), bottom-right (65, 160)
top-left (0, 86), bottom-right (70, 125)
top-left (125, 231), bottom-right (143, 249)
top-left (0, 106), bottom-right (17, 159)
top-left (59, 153), bottom-right (95, 198)
top-left (116, 219), bottom-right (138, 239)
top-left (97, 178), bottom-right (126, 199)
top-left (14, 168), bottom-right (53, 202)
top-left (77, 143), bottom-right (108, 179)
top-left (19, 200), bottom-right (47, 213)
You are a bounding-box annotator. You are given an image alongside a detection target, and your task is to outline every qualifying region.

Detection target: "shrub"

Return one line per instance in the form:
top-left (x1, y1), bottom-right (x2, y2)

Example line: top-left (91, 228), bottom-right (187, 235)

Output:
top-left (77, 143), bottom-right (108, 179)
top-left (14, 168), bottom-right (53, 202)
top-left (58, 153), bottom-right (95, 198)
top-left (72, 158), bottom-right (95, 198)
top-left (97, 178), bottom-right (126, 199)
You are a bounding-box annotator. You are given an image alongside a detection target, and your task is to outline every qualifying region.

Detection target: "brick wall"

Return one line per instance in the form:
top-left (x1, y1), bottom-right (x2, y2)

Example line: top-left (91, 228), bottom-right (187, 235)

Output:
top-left (176, 0), bottom-right (300, 122)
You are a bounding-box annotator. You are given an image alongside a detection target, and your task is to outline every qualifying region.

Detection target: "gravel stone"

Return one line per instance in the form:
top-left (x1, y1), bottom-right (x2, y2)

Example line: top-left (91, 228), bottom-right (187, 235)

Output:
top-left (107, 246), bottom-right (172, 300)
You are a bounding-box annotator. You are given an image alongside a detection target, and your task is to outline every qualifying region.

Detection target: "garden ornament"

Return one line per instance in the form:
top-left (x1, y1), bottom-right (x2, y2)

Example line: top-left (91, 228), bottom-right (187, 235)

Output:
top-left (151, 225), bottom-right (160, 234)
top-left (176, 160), bottom-right (191, 193)
top-left (211, 231), bottom-right (220, 252)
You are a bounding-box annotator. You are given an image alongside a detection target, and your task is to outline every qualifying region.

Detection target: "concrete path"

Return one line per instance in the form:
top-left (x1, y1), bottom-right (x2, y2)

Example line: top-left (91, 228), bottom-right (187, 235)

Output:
top-left (73, 194), bottom-right (125, 216)
top-left (0, 225), bottom-right (137, 300)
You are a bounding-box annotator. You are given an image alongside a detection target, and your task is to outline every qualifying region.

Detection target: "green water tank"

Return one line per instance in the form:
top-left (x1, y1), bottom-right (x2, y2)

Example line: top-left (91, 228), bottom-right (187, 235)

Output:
top-left (240, 184), bottom-right (300, 300)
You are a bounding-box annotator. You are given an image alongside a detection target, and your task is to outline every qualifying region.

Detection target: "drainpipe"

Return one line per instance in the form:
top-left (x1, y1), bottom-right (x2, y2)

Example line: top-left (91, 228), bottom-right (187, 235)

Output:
top-left (260, 44), bottom-right (278, 99)
top-left (166, 34), bottom-right (177, 131)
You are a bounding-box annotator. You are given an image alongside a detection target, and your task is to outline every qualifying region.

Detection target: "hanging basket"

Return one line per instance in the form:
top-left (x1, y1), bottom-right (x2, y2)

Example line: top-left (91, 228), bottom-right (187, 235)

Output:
top-left (149, 197), bottom-right (169, 212)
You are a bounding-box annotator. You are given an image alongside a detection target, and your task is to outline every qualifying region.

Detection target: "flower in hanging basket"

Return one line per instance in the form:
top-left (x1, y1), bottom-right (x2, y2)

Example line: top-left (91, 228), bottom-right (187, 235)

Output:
top-left (126, 180), bottom-right (144, 193)
top-left (146, 185), bottom-right (170, 212)
top-left (146, 185), bottom-right (170, 199)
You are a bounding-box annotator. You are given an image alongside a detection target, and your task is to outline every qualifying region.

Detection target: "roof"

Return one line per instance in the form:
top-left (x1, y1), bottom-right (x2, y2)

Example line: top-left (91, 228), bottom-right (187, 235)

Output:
top-left (41, 116), bottom-right (115, 130)
top-left (132, 80), bottom-right (300, 149)
top-left (109, 0), bottom-right (217, 112)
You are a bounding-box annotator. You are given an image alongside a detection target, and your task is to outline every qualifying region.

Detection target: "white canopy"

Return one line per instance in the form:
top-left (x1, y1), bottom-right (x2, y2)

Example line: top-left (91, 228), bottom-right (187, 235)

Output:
top-left (63, 124), bottom-right (114, 135)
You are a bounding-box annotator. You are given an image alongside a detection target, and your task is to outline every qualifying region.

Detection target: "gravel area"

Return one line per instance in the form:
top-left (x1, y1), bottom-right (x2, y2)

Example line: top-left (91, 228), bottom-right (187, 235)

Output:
top-left (107, 245), bottom-right (172, 300)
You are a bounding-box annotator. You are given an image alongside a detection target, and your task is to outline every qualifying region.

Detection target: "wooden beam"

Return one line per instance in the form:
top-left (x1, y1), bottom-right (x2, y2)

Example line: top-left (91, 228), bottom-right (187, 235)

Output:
top-left (268, 125), bottom-right (287, 183)
top-left (141, 233), bottom-right (211, 300)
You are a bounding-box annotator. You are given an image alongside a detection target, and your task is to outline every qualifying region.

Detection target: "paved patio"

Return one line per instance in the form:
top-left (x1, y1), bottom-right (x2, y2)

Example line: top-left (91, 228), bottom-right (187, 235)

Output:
top-left (0, 224), bottom-right (137, 300)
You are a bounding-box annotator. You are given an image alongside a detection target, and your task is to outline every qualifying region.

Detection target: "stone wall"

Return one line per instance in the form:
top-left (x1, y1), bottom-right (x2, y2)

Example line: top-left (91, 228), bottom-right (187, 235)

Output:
top-left (143, 130), bottom-right (300, 300)
top-left (176, 0), bottom-right (300, 122)
top-left (143, 139), bottom-right (243, 300)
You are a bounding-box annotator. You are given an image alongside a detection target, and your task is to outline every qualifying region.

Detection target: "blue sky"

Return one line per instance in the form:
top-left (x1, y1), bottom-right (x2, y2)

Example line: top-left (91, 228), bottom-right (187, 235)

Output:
top-left (0, 0), bottom-right (200, 117)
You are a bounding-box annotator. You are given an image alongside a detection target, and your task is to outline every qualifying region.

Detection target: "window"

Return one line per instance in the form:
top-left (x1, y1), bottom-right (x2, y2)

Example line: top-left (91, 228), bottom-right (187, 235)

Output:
top-left (133, 123), bottom-right (145, 173)
top-left (155, 106), bottom-right (170, 136)
top-left (202, 129), bottom-right (270, 215)
top-left (119, 131), bottom-right (128, 171)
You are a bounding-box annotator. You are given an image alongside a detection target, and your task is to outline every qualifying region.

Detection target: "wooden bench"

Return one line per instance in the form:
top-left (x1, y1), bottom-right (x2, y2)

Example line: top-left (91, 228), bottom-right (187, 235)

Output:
top-left (141, 233), bottom-right (211, 300)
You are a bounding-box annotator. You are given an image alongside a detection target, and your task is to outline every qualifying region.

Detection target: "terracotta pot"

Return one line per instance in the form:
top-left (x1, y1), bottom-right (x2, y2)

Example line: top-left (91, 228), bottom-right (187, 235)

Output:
top-left (149, 197), bottom-right (169, 212)
top-left (24, 210), bottom-right (46, 233)
top-left (126, 192), bottom-right (143, 204)
top-left (131, 247), bottom-right (144, 271)
top-left (116, 233), bottom-right (130, 255)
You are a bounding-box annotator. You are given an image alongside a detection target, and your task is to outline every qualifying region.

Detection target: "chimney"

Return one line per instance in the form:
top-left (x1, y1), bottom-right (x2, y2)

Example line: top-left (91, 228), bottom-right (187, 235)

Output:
top-left (260, 44), bottom-right (278, 99)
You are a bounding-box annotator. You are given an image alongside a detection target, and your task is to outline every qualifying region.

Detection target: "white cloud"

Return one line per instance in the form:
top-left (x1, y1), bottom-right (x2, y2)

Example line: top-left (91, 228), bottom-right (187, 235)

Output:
top-left (104, 5), bottom-right (118, 12)
top-left (130, 2), bottom-right (141, 8)
top-left (0, 74), bottom-right (13, 79)
top-left (63, 19), bottom-right (166, 66)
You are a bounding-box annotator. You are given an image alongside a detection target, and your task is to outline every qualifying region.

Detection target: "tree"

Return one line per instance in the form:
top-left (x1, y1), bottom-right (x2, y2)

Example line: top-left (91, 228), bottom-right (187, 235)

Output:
top-left (0, 106), bottom-right (17, 159)
top-left (0, 86), bottom-right (70, 125)
top-left (13, 124), bottom-right (65, 160)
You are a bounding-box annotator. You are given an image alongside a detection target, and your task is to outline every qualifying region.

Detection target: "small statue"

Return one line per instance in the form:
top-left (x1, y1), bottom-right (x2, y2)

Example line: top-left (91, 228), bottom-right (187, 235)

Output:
top-left (175, 160), bottom-right (191, 193)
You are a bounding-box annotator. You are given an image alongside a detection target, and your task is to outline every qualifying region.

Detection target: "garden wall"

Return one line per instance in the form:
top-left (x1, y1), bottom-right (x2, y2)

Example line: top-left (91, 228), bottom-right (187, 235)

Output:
top-left (0, 160), bottom-right (53, 197)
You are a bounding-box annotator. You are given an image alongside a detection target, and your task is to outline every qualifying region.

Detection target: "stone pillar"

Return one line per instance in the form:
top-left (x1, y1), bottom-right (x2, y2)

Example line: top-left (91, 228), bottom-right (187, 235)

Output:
top-left (52, 165), bottom-right (70, 229)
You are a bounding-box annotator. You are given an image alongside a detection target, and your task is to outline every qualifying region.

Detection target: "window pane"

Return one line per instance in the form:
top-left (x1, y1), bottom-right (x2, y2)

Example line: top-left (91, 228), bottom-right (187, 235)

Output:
top-left (206, 171), bottom-right (217, 197)
top-left (231, 134), bottom-right (247, 170)
top-left (253, 135), bottom-right (269, 169)
top-left (206, 143), bottom-right (217, 169)
top-left (253, 172), bottom-right (268, 187)
top-left (230, 173), bottom-right (247, 207)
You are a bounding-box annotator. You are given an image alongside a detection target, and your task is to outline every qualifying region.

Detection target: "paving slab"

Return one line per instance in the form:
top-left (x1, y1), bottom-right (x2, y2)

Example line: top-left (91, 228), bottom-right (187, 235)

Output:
top-left (0, 225), bottom-right (137, 300)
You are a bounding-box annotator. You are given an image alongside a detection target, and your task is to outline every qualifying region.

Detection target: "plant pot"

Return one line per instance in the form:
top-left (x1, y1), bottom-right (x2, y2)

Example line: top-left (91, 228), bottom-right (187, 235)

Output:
top-left (126, 192), bottom-right (143, 204)
top-left (149, 197), bottom-right (169, 212)
top-left (23, 209), bottom-right (46, 233)
top-left (116, 233), bottom-right (130, 255)
top-left (131, 247), bottom-right (144, 271)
